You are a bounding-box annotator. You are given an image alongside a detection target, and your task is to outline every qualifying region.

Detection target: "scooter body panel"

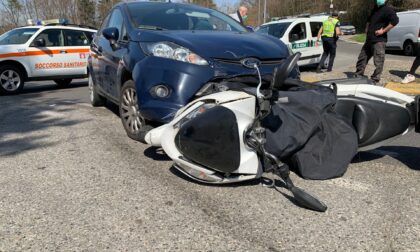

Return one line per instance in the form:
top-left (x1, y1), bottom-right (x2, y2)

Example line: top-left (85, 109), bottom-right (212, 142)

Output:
top-left (145, 91), bottom-right (262, 183)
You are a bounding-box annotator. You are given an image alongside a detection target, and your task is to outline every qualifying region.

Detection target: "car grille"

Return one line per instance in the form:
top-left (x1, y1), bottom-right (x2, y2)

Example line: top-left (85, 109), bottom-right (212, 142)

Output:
top-left (213, 58), bottom-right (284, 66)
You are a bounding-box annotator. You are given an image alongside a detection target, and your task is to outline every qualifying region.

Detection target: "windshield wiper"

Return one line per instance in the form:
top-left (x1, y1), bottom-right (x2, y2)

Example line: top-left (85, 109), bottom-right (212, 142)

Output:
top-left (138, 25), bottom-right (166, 31)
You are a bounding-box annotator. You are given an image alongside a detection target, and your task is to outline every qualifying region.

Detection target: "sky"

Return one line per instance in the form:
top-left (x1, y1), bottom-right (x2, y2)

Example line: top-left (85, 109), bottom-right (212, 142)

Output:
top-left (214, 0), bottom-right (240, 6)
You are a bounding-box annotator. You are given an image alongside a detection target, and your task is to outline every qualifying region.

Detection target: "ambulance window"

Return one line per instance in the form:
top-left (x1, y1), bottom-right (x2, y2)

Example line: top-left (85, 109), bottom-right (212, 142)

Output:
top-left (33, 29), bottom-right (64, 47)
top-left (84, 32), bottom-right (95, 43)
top-left (64, 30), bottom-right (89, 46)
top-left (310, 22), bottom-right (322, 37)
top-left (289, 22), bottom-right (306, 42)
top-left (107, 8), bottom-right (124, 40)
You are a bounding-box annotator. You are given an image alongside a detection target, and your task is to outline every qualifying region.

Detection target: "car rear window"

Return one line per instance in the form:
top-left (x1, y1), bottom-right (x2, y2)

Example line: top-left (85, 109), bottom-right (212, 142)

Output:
top-left (256, 22), bottom-right (291, 39)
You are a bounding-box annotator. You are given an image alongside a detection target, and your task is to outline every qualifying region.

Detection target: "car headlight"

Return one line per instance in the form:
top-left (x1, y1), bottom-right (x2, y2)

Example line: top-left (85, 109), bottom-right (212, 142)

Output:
top-left (141, 42), bottom-right (208, 65)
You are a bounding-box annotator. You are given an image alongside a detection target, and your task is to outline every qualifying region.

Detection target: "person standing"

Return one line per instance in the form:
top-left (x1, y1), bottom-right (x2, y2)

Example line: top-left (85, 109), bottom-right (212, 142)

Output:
top-left (316, 12), bottom-right (342, 73)
top-left (230, 6), bottom-right (248, 25)
top-left (401, 47), bottom-right (420, 83)
top-left (354, 0), bottom-right (399, 85)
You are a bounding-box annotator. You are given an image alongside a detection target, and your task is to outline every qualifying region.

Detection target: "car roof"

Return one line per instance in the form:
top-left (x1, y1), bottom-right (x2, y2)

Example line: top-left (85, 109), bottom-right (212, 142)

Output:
top-left (17, 25), bottom-right (96, 32)
top-left (263, 16), bottom-right (328, 26)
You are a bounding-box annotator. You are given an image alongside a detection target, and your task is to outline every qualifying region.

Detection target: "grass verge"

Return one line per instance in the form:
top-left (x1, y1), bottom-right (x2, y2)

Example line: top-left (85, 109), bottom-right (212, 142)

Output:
top-left (350, 34), bottom-right (366, 43)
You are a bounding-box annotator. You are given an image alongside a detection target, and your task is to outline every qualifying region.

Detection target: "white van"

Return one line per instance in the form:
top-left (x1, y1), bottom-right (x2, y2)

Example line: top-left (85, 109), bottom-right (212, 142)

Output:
top-left (386, 9), bottom-right (420, 56)
top-left (256, 16), bottom-right (329, 66)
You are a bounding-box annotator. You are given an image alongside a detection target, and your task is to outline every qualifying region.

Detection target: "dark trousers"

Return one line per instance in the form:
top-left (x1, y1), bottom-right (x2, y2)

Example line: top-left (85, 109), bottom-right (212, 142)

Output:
top-left (355, 41), bottom-right (385, 82)
top-left (317, 37), bottom-right (337, 71)
top-left (409, 47), bottom-right (420, 74)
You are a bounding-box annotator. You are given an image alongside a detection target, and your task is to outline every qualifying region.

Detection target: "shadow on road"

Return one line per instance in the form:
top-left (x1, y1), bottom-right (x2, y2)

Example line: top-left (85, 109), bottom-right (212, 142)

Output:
top-left (0, 95), bottom-right (88, 157)
top-left (19, 81), bottom-right (88, 95)
top-left (353, 146), bottom-right (420, 171)
top-left (143, 146), bottom-right (172, 161)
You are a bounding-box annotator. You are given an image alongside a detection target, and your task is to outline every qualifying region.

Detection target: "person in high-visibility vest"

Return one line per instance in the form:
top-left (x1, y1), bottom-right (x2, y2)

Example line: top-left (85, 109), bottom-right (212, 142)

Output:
top-left (316, 12), bottom-right (342, 73)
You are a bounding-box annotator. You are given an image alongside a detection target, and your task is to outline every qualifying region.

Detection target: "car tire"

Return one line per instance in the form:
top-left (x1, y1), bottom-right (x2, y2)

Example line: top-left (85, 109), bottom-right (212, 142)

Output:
top-left (88, 73), bottom-right (105, 107)
top-left (0, 65), bottom-right (25, 95)
top-left (54, 78), bottom-right (73, 87)
top-left (403, 40), bottom-right (415, 56)
top-left (119, 80), bottom-right (153, 143)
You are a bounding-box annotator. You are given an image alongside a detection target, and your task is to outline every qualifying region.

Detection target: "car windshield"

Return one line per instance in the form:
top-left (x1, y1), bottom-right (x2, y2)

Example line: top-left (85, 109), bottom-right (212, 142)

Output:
top-left (0, 28), bottom-right (39, 45)
top-left (128, 2), bottom-right (247, 32)
top-left (341, 22), bottom-right (352, 26)
top-left (255, 22), bottom-right (291, 39)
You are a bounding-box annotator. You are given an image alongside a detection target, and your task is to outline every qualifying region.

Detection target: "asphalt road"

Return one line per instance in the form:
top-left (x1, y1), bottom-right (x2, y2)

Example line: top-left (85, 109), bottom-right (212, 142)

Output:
top-left (1, 48), bottom-right (419, 250)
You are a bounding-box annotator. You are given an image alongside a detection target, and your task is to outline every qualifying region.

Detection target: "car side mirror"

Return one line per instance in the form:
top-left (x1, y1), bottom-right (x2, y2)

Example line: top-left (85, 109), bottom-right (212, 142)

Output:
top-left (271, 52), bottom-right (301, 90)
top-left (290, 34), bottom-right (299, 42)
top-left (32, 38), bottom-right (46, 47)
top-left (102, 27), bottom-right (119, 44)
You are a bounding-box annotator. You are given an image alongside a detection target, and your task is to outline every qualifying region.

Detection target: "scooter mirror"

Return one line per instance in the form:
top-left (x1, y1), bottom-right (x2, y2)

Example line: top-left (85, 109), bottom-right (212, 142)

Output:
top-left (271, 52), bottom-right (301, 90)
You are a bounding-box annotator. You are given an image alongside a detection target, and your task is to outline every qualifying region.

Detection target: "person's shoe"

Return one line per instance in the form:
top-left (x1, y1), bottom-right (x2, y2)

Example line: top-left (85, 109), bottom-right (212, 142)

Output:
top-left (327, 69), bottom-right (332, 72)
top-left (316, 68), bottom-right (322, 73)
top-left (401, 74), bottom-right (415, 84)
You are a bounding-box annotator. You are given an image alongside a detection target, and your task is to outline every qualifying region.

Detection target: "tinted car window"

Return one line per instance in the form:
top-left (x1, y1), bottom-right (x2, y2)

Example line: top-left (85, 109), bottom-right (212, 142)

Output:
top-left (0, 28), bottom-right (39, 45)
top-left (256, 22), bottom-right (291, 38)
top-left (289, 23), bottom-right (306, 42)
top-left (64, 30), bottom-right (89, 46)
top-left (32, 29), bottom-right (64, 47)
top-left (310, 22), bottom-right (322, 37)
top-left (84, 31), bottom-right (95, 43)
top-left (128, 2), bottom-right (247, 32)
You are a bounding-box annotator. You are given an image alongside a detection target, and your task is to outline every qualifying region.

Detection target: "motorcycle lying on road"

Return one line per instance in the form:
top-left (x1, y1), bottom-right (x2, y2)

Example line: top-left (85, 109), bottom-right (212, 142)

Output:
top-left (145, 53), bottom-right (420, 212)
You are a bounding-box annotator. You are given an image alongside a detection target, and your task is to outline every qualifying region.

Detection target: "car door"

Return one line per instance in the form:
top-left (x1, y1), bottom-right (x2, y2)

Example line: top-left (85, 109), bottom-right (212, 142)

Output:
top-left (62, 28), bottom-right (91, 76)
top-left (309, 21), bottom-right (324, 65)
top-left (28, 28), bottom-right (69, 77)
top-left (98, 7), bottom-right (129, 100)
top-left (287, 22), bottom-right (312, 65)
top-left (91, 14), bottom-right (111, 95)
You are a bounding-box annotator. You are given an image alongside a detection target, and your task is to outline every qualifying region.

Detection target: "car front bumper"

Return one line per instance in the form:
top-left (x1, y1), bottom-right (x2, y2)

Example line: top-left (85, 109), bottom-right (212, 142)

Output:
top-left (132, 56), bottom-right (297, 123)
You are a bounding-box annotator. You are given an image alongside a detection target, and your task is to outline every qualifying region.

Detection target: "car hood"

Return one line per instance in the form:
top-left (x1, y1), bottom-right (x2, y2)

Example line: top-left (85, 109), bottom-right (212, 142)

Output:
top-left (340, 25), bottom-right (355, 29)
top-left (0, 45), bottom-right (24, 54)
top-left (134, 30), bottom-right (289, 60)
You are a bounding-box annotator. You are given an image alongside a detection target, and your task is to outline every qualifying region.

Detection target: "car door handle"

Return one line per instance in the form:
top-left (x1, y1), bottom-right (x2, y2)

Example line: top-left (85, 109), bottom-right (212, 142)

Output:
top-left (60, 50), bottom-right (67, 54)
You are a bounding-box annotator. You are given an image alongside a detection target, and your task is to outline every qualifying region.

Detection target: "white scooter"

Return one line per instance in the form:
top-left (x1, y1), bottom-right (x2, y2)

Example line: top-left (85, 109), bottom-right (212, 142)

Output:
top-left (145, 53), bottom-right (419, 212)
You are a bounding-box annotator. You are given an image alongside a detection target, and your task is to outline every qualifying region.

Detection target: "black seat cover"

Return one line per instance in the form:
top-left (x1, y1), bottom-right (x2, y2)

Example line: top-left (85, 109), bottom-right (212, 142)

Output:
top-left (335, 97), bottom-right (411, 147)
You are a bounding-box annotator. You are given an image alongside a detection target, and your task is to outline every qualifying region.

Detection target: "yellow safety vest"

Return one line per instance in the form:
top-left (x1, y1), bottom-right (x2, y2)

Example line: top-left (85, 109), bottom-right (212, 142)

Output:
top-left (322, 18), bottom-right (339, 38)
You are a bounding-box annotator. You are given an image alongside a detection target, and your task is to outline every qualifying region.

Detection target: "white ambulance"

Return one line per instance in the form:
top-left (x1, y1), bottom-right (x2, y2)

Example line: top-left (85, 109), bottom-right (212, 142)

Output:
top-left (0, 24), bottom-right (96, 94)
top-left (256, 16), bottom-right (330, 67)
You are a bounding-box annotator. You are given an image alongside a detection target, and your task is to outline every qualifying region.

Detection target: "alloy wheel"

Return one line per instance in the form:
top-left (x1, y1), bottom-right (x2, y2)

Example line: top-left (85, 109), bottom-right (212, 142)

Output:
top-left (120, 87), bottom-right (143, 134)
top-left (0, 70), bottom-right (21, 91)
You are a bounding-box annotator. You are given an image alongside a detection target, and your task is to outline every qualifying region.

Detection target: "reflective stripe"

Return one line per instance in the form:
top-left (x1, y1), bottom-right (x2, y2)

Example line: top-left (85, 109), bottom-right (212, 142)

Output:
top-left (0, 48), bottom-right (90, 59)
top-left (322, 18), bottom-right (338, 37)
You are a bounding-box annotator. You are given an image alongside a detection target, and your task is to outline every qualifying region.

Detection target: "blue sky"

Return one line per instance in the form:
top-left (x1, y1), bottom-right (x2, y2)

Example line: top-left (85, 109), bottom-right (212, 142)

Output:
top-left (214, 0), bottom-right (240, 6)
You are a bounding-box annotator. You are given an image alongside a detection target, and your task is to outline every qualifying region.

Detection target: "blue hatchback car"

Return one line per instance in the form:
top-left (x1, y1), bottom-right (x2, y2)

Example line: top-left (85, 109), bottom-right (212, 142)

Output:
top-left (88, 1), bottom-right (295, 142)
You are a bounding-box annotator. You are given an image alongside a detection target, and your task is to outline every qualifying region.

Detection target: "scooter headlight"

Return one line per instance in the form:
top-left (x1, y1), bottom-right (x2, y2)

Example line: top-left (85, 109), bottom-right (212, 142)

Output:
top-left (141, 42), bottom-right (208, 65)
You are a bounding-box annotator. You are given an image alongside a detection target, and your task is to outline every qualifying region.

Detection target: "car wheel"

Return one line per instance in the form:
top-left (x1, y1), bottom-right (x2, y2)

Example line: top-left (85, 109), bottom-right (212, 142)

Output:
top-left (119, 80), bottom-right (153, 143)
top-left (0, 65), bottom-right (25, 95)
top-left (88, 73), bottom-right (105, 107)
top-left (54, 78), bottom-right (72, 87)
top-left (403, 40), bottom-right (414, 56)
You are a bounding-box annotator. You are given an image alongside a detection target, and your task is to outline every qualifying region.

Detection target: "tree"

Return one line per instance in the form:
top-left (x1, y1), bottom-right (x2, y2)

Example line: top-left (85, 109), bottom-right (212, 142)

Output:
top-left (77, 0), bottom-right (96, 27)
